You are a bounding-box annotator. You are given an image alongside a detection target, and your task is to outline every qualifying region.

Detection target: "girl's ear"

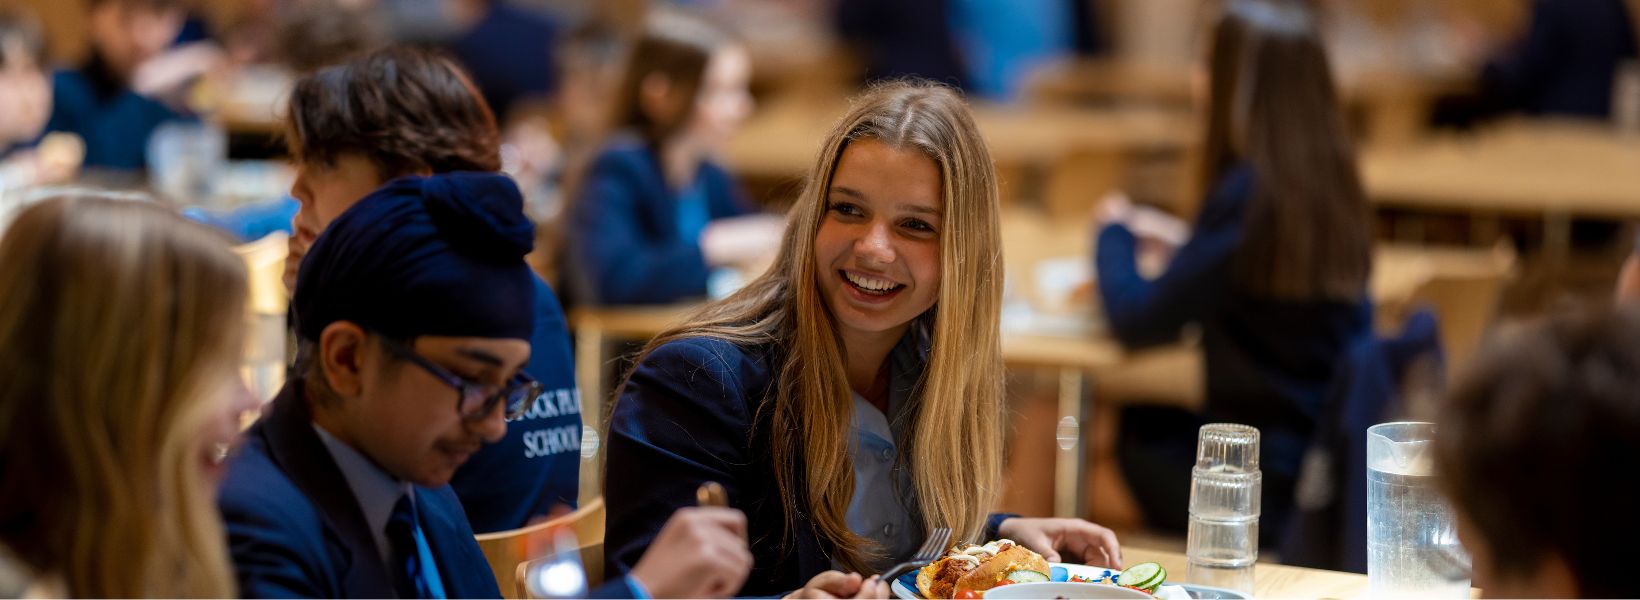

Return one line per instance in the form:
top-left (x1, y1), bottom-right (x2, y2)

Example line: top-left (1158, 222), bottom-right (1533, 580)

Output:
top-left (638, 71), bottom-right (677, 126)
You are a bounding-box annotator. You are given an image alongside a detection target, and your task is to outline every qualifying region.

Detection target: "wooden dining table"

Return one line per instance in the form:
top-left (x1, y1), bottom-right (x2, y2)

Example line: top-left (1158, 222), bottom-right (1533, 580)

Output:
top-left (531, 543), bottom-right (1386, 599)
top-left (1121, 547), bottom-right (1391, 599)
top-left (1359, 119), bottom-right (1640, 263)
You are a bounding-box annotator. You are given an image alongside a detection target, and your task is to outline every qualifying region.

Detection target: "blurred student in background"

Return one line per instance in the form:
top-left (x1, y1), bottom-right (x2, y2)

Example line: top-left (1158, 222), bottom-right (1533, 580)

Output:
top-left (0, 10), bottom-right (77, 194)
top-left (280, 46), bottom-right (584, 534)
top-left (444, 0), bottom-right (560, 119)
top-left (566, 11), bottom-right (781, 306)
top-left (1436, 305), bottom-right (1640, 598)
top-left (1479, 0), bottom-right (1637, 120)
top-left (1094, 0), bottom-right (1372, 546)
top-left (607, 81), bottom-right (1121, 598)
top-left (0, 193), bottom-right (253, 597)
top-left (44, 0), bottom-right (218, 170)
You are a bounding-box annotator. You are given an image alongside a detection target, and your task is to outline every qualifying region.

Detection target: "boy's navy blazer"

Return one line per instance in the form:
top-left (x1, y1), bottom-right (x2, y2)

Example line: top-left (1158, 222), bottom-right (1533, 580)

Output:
top-left (567, 138), bottom-right (752, 305)
top-left (218, 379), bottom-right (502, 599)
top-left (605, 336), bottom-right (1012, 597)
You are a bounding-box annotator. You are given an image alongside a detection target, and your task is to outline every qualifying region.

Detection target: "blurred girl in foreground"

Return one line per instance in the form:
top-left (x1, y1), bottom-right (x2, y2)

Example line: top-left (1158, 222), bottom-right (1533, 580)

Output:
top-left (0, 193), bottom-right (255, 597)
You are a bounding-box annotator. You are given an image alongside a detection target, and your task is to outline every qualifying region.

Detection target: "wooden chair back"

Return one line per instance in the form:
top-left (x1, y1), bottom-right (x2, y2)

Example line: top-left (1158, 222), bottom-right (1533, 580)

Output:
top-left (514, 542), bottom-right (608, 600)
top-left (474, 497), bottom-right (605, 599)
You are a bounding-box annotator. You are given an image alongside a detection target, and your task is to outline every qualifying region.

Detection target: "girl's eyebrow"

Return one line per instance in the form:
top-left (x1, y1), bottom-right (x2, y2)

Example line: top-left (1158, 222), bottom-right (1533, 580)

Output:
top-left (829, 186), bottom-right (866, 199)
top-left (899, 204), bottom-right (943, 217)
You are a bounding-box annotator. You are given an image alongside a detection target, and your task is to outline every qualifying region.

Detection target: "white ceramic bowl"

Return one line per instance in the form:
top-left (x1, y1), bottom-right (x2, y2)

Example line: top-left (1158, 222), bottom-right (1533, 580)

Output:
top-left (979, 582), bottom-right (1153, 599)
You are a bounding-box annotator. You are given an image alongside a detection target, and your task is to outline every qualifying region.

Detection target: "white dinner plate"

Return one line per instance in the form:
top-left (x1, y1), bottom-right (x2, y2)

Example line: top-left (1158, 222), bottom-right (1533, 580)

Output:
top-left (890, 562), bottom-right (1250, 599)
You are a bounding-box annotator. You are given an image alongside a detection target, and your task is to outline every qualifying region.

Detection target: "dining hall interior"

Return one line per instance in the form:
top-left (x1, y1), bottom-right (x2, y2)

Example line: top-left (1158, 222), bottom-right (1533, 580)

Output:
top-left (0, 0), bottom-right (1637, 598)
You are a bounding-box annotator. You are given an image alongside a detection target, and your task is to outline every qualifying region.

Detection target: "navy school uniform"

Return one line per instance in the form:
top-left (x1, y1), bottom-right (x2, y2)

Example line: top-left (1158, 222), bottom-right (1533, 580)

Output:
top-left (217, 378), bottom-right (502, 599)
top-left (1483, 0), bottom-right (1638, 119)
top-left (448, 275), bottom-right (583, 534)
top-left (1095, 165), bottom-right (1371, 543)
top-left (447, 2), bottom-right (558, 117)
top-left (44, 56), bottom-right (185, 171)
top-left (605, 335), bottom-right (1014, 596)
top-left (566, 138), bottom-right (754, 305)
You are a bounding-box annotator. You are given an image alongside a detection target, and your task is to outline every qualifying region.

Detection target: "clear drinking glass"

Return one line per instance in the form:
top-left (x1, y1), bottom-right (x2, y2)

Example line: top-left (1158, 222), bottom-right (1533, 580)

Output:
top-left (1186, 423), bottom-right (1260, 593)
top-left (1366, 422), bottom-right (1471, 598)
top-left (146, 121), bottom-right (226, 207)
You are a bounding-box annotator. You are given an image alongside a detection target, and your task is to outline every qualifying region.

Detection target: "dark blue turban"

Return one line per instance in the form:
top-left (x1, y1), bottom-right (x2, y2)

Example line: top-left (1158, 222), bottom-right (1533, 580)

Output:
top-left (294, 172), bottom-right (536, 342)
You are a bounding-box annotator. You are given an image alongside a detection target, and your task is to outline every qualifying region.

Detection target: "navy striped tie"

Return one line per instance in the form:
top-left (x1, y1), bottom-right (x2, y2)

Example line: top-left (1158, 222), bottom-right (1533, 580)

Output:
top-left (386, 494), bottom-right (432, 599)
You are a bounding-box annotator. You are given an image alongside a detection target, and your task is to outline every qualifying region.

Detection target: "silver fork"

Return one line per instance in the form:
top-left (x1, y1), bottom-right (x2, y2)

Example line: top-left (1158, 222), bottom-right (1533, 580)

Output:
top-left (879, 527), bottom-right (953, 584)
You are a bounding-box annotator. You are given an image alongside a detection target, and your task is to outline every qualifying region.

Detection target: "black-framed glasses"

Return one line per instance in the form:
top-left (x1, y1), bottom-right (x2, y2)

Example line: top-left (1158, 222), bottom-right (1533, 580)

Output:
top-left (377, 336), bottom-right (543, 422)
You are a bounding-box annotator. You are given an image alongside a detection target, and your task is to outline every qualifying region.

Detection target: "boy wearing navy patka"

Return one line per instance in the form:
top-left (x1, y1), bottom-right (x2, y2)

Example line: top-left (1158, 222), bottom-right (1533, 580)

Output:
top-left (220, 173), bottom-right (752, 599)
top-left (219, 173), bottom-right (537, 598)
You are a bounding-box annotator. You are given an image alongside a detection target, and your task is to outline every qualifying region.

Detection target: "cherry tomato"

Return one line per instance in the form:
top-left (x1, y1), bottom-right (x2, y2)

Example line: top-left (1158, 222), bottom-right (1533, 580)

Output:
top-left (955, 590), bottom-right (981, 599)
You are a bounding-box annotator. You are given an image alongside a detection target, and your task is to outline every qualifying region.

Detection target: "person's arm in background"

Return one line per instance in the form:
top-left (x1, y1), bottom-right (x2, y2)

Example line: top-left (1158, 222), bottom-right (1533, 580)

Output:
top-left (1481, 0), bottom-right (1563, 109)
top-left (1616, 234), bottom-right (1640, 302)
top-left (570, 152), bottom-right (712, 304)
top-left (1095, 171), bottom-right (1248, 349)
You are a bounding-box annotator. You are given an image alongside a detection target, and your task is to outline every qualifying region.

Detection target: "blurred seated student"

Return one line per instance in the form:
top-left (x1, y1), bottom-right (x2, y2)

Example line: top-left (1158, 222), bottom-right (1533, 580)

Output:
top-left (834, 0), bottom-right (967, 89)
top-left (606, 81), bottom-right (1122, 599)
top-left (566, 11), bottom-right (781, 306)
top-left (0, 192), bottom-right (256, 597)
top-left (511, 21), bottom-right (628, 285)
top-left (444, 0), bottom-right (559, 118)
top-left (44, 0), bottom-right (222, 170)
top-left (274, 0), bottom-right (387, 73)
top-left (220, 172), bottom-right (752, 598)
top-left (281, 46), bottom-right (583, 534)
top-left (1478, 0), bottom-right (1637, 120)
top-left (0, 10), bottom-right (77, 193)
top-left (1093, 0), bottom-right (1372, 546)
top-left (1435, 305), bottom-right (1640, 598)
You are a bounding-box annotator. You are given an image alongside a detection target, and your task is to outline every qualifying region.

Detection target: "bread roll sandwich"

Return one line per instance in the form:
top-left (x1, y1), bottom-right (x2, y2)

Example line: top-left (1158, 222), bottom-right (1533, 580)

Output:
top-left (915, 539), bottom-right (1049, 598)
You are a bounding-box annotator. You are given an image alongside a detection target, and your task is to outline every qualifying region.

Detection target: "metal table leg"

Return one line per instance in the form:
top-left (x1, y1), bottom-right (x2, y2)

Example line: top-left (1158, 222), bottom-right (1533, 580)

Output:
top-left (1053, 367), bottom-right (1089, 519)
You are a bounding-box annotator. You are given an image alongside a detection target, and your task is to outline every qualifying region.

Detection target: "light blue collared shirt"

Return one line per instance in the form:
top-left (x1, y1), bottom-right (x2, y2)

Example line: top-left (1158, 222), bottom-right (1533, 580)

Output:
top-left (313, 425), bottom-right (447, 597)
top-left (842, 325), bottom-right (931, 572)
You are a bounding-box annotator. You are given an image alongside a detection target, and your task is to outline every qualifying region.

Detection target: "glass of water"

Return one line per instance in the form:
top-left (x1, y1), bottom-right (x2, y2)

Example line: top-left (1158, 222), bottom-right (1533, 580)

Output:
top-left (1367, 422), bottom-right (1471, 598)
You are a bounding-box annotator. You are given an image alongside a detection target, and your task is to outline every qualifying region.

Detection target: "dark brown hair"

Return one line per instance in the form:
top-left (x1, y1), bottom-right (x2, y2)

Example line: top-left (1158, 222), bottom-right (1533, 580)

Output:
top-left (611, 11), bottom-right (735, 146)
top-left (274, 0), bottom-right (386, 74)
top-left (283, 45), bottom-right (500, 178)
top-left (1202, 0), bottom-right (1369, 300)
top-left (1435, 305), bottom-right (1640, 598)
top-left (0, 8), bottom-right (45, 69)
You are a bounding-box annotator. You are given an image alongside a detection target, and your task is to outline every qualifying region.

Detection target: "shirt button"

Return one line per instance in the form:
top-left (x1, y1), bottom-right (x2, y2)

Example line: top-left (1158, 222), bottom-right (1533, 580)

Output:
top-left (880, 447), bottom-right (894, 462)
top-left (882, 523), bottom-right (895, 537)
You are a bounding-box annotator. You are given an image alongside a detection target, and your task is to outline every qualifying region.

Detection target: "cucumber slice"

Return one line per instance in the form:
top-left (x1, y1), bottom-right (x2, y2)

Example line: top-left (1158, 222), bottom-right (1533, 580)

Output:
top-left (1004, 570), bottom-right (1050, 584)
top-left (1118, 562), bottom-right (1166, 591)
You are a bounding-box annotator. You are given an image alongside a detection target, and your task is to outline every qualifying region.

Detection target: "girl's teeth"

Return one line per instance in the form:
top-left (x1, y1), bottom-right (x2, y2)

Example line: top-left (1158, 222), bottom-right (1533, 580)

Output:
top-left (846, 272), bottom-right (895, 291)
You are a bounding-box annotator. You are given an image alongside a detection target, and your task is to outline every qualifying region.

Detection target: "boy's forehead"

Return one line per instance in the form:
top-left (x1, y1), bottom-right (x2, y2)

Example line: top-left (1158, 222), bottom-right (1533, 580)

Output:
top-left (416, 336), bottom-right (532, 368)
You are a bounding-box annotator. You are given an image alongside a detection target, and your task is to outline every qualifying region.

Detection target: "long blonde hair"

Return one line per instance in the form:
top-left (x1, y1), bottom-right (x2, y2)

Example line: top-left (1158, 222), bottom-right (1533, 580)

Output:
top-left (0, 193), bottom-right (246, 597)
top-left (616, 81), bottom-right (1004, 572)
